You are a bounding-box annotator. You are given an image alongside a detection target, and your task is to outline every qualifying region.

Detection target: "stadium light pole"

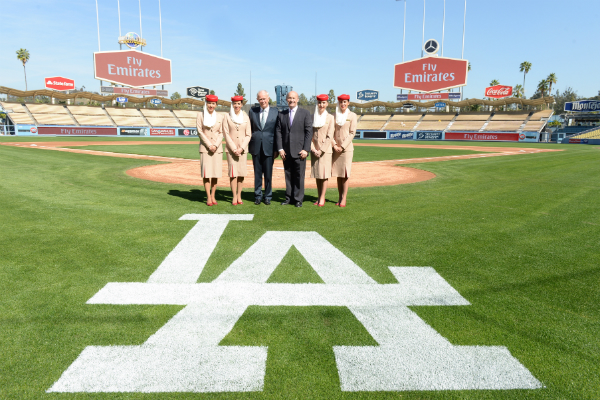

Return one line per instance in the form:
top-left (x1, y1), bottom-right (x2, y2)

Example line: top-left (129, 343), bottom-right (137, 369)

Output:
top-left (441, 0), bottom-right (445, 56)
top-left (421, 0), bottom-right (425, 58)
top-left (139, 0), bottom-right (143, 52)
top-left (159, 0), bottom-right (164, 90)
top-left (95, 0), bottom-right (103, 93)
top-left (117, 0), bottom-right (122, 50)
top-left (460, 0), bottom-right (467, 98)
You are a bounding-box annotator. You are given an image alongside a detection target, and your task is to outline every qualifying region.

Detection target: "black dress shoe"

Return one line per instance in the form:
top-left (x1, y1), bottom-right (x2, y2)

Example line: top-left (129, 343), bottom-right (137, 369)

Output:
top-left (254, 199), bottom-right (261, 205)
top-left (295, 202), bottom-right (302, 207)
top-left (264, 199), bottom-right (271, 205)
top-left (281, 201), bottom-right (290, 205)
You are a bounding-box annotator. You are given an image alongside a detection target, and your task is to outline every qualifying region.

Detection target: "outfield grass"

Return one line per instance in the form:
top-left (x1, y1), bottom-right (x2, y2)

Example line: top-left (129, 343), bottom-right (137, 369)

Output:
top-left (65, 143), bottom-right (484, 162)
top-left (1, 137), bottom-right (598, 399)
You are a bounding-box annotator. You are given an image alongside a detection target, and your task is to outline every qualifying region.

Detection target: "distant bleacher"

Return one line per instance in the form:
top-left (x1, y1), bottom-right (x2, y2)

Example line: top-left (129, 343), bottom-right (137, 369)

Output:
top-left (566, 126), bottom-right (600, 139)
top-left (386, 114), bottom-right (422, 130)
top-left (0, 102), bottom-right (202, 128)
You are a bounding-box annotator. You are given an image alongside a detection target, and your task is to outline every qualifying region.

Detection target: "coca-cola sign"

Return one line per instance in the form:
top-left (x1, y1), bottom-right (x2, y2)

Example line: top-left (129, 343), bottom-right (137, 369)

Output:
top-left (394, 56), bottom-right (468, 93)
top-left (485, 85), bottom-right (513, 99)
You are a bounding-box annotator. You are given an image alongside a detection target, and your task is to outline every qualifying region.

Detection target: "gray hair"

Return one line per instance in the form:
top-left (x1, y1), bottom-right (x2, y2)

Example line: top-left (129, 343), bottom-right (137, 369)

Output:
top-left (257, 90), bottom-right (269, 99)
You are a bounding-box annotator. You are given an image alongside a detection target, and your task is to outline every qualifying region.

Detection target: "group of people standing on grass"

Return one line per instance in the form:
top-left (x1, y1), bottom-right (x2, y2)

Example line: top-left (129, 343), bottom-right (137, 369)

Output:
top-left (197, 90), bottom-right (356, 208)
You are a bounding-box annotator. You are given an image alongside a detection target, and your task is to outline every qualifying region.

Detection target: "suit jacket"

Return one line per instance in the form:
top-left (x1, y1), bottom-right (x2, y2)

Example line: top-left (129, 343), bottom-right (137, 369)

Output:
top-left (311, 113), bottom-right (334, 154)
top-left (333, 111), bottom-right (358, 152)
top-left (275, 107), bottom-right (313, 158)
top-left (248, 106), bottom-right (279, 156)
top-left (197, 112), bottom-right (224, 154)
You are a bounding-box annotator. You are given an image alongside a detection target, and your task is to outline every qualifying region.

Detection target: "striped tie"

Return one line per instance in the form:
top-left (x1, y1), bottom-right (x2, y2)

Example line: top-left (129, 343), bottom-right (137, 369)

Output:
top-left (261, 110), bottom-right (266, 129)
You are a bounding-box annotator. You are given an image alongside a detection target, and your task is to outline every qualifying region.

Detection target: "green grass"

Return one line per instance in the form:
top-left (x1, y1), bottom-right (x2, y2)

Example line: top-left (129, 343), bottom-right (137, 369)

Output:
top-left (1, 137), bottom-right (599, 399)
top-left (67, 143), bottom-right (483, 162)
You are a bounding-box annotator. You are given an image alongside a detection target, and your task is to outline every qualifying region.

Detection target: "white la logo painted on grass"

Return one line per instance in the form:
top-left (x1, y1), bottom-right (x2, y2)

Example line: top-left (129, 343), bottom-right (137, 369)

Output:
top-left (48, 214), bottom-right (542, 393)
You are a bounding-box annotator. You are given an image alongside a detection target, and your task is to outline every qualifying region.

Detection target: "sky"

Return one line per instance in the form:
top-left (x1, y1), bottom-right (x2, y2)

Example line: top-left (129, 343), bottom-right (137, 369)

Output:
top-left (1, 0), bottom-right (599, 102)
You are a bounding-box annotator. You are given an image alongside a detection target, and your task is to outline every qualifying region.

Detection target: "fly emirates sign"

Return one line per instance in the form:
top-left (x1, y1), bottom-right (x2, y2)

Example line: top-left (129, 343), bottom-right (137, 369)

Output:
top-left (94, 50), bottom-right (172, 88)
top-left (394, 56), bottom-right (468, 93)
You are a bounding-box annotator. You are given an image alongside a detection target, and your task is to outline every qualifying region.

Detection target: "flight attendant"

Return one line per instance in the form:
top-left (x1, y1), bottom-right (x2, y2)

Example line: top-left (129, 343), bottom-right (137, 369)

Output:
top-left (223, 95), bottom-right (251, 205)
top-left (197, 94), bottom-right (224, 206)
top-left (331, 94), bottom-right (357, 207)
top-left (310, 94), bottom-right (334, 207)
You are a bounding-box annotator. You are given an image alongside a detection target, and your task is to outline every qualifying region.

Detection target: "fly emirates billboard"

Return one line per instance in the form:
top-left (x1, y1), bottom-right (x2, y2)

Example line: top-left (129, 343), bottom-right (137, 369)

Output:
top-left (394, 56), bottom-right (468, 93)
top-left (94, 50), bottom-right (172, 88)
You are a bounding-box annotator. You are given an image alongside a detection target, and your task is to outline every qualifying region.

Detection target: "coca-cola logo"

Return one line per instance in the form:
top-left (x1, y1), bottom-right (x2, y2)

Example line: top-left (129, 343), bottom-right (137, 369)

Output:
top-left (183, 129), bottom-right (190, 136)
top-left (485, 85), bottom-right (513, 98)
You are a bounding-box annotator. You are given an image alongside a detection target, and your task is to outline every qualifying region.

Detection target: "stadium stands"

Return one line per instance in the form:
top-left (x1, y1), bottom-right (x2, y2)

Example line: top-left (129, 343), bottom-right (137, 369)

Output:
top-left (357, 114), bottom-right (389, 130)
top-left (490, 112), bottom-right (529, 121)
top-left (570, 128), bottom-right (600, 139)
top-left (140, 109), bottom-right (181, 127)
top-left (0, 102), bottom-right (35, 124)
top-left (105, 108), bottom-right (149, 127)
top-left (521, 121), bottom-right (546, 132)
top-left (26, 104), bottom-right (74, 126)
top-left (483, 121), bottom-right (524, 131)
top-left (172, 110), bottom-right (199, 128)
top-left (445, 112), bottom-right (489, 131)
top-left (386, 114), bottom-right (423, 130)
top-left (68, 105), bottom-right (114, 126)
top-left (530, 110), bottom-right (553, 120)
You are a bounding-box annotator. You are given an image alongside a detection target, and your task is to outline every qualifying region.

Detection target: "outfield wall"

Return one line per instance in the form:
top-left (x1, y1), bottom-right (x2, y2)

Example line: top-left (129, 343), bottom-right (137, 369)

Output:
top-left (357, 130), bottom-right (540, 143)
top-left (13, 124), bottom-right (198, 137)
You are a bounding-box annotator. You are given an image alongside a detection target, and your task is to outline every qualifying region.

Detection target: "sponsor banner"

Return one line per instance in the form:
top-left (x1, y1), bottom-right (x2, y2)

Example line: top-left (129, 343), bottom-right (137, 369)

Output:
top-left (357, 90), bottom-right (379, 101)
top-left (38, 127), bottom-right (117, 135)
top-left (416, 131), bottom-right (443, 140)
top-left (445, 132), bottom-right (519, 141)
top-left (101, 86), bottom-right (169, 97)
top-left (397, 92), bottom-right (461, 101)
top-left (178, 128), bottom-right (198, 136)
top-left (187, 86), bottom-right (210, 99)
top-left (485, 85), bottom-right (512, 98)
top-left (362, 131), bottom-right (387, 139)
top-left (389, 131), bottom-right (414, 140)
top-left (150, 128), bottom-right (176, 136)
top-left (16, 124), bottom-right (38, 135)
top-left (45, 76), bottom-right (75, 91)
top-left (569, 138), bottom-right (589, 144)
top-left (150, 98), bottom-right (162, 105)
top-left (394, 57), bottom-right (468, 93)
top-left (94, 49), bottom-right (172, 88)
top-left (435, 102), bottom-right (446, 108)
top-left (119, 127), bottom-right (146, 136)
top-left (564, 100), bottom-right (600, 112)
top-left (116, 97), bottom-right (128, 103)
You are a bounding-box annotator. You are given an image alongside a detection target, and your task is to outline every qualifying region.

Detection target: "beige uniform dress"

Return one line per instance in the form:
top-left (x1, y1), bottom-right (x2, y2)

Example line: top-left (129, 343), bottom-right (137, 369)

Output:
top-left (223, 112), bottom-right (251, 177)
top-left (310, 113), bottom-right (334, 179)
top-left (197, 111), bottom-right (224, 178)
top-left (331, 111), bottom-right (357, 178)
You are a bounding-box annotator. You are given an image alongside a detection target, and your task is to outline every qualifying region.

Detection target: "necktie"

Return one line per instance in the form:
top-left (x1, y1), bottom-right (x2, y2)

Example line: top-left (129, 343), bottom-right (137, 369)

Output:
top-left (289, 109), bottom-right (294, 126)
top-left (261, 110), bottom-right (266, 129)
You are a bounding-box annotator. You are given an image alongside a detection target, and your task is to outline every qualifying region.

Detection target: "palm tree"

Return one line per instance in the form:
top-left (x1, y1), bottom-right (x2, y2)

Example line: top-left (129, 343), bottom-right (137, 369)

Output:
top-left (546, 73), bottom-right (557, 97)
top-left (537, 79), bottom-right (549, 98)
top-left (519, 61), bottom-right (532, 99)
top-left (489, 79), bottom-right (499, 86)
top-left (16, 48), bottom-right (30, 91)
top-left (513, 84), bottom-right (524, 98)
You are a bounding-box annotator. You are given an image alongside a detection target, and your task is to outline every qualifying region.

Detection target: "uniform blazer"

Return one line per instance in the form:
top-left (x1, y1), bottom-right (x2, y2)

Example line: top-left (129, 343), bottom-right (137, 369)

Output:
top-left (311, 113), bottom-right (334, 154)
top-left (248, 106), bottom-right (279, 156)
top-left (223, 112), bottom-right (251, 154)
top-left (333, 111), bottom-right (358, 152)
top-left (197, 112), bottom-right (224, 154)
top-left (275, 107), bottom-right (313, 158)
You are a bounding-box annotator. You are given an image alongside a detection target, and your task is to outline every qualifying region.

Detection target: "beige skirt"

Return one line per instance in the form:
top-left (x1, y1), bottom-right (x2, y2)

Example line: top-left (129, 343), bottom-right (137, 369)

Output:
top-left (331, 150), bottom-right (353, 178)
top-left (200, 152), bottom-right (223, 179)
top-left (226, 151), bottom-right (248, 177)
top-left (310, 152), bottom-right (332, 179)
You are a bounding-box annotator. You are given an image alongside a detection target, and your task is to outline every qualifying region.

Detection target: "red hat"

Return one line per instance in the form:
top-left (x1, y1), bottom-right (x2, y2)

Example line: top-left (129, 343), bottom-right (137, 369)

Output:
top-left (337, 94), bottom-right (350, 101)
top-left (316, 94), bottom-right (329, 102)
top-left (205, 95), bottom-right (218, 103)
top-left (231, 96), bottom-right (244, 102)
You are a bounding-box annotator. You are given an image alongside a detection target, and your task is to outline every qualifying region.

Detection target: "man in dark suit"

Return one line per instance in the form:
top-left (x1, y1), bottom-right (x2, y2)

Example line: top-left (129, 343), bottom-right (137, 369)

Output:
top-left (248, 90), bottom-right (279, 205)
top-left (275, 91), bottom-right (313, 207)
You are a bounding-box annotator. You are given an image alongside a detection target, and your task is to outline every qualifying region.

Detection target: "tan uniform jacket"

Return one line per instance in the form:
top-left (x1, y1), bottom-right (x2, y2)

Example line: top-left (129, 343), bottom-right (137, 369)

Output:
top-left (197, 112), bottom-right (224, 154)
top-left (333, 111), bottom-right (357, 152)
top-left (311, 113), bottom-right (334, 154)
top-left (223, 112), bottom-right (251, 154)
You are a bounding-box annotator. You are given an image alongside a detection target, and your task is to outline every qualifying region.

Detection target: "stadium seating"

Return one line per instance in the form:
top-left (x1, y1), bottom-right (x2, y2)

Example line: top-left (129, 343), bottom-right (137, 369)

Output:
top-left (569, 127), bottom-right (600, 139)
top-left (386, 113), bottom-right (423, 130)
top-left (68, 105), bottom-right (114, 126)
top-left (105, 108), bottom-right (148, 127)
top-left (140, 109), bottom-right (181, 127)
top-left (0, 102), bottom-right (36, 124)
top-left (23, 103), bottom-right (74, 126)
top-left (446, 112), bottom-right (490, 131)
top-left (415, 121), bottom-right (451, 131)
top-left (521, 121), bottom-right (547, 132)
top-left (484, 121), bottom-right (524, 131)
top-left (530, 110), bottom-right (553, 120)
top-left (172, 109), bottom-right (199, 128)
top-left (357, 115), bottom-right (390, 130)
top-left (491, 112), bottom-right (529, 121)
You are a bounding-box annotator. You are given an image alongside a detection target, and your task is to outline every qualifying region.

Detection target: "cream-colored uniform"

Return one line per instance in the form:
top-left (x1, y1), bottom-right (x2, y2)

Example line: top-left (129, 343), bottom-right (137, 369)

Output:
top-left (331, 111), bottom-right (357, 178)
top-left (223, 112), bottom-right (251, 177)
top-left (197, 111), bottom-right (224, 178)
top-left (310, 113), bottom-right (334, 179)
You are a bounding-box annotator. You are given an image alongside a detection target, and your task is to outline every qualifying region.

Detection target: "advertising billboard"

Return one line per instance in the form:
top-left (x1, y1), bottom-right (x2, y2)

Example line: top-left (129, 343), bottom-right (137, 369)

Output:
top-left (94, 50), bottom-right (172, 88)
top-left (389, 131), bottom-right (414, 140)
top-left (356, 90), bottom-right (379, 102)
top-left (445, 132), bottom-right (519, 141)
top-left (101, 87), bottom-right (168, 97)
top-left (397, 93), bottom-right (461, 101)
top-left (416, 131), bottom-right (443, 140)
top-left (150, 128), bottom-right (176, 136)
top-left (178, 128), bottom-right (198, 136)
top-left (564, 100), bottom-right (600, 112)
top-left (485, 85), bottom-right (513, 99)
top-left (394, 57), bottom-right (468, 93)
top-left (119, 127), bottom-right (146, 136)
top-left (38, 127), bottom-right (117, 135)
top-left (16, 125), bottom-right (38, 135)
top-left (45, 77), bottom-right (75, 91)
top-left (187, 87), bottom-right (210, 99)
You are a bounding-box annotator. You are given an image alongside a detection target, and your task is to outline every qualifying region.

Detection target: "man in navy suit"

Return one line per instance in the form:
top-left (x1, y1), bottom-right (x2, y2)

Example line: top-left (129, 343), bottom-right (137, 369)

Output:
top-left (275, 91), bottom-right (313, 207)
top-left (248, 90), bottom-right (279, 205)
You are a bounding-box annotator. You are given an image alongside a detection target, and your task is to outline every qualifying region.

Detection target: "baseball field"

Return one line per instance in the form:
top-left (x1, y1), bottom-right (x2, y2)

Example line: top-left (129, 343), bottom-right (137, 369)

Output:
top-left (1, 136), bottom-right (599, 399)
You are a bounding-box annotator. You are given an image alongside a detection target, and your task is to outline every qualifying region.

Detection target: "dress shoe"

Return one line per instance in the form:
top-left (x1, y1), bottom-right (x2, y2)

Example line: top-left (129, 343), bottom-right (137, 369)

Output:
top-left (213, 201), bottom-right (218, 205)
top-left (238, 201), bottom-right (243, 205)
top-left (254, 199), bottom-right (261, 205)
top-left (207, 202), bottom-right (213, 207)
top-left (281, 201), bottom-right (290, 205)
top-left (335, 202), bottom-right (340, 206)
top-left (295, 202), bottom-right (302, 207)
top-left (264, 199), bottom-right (271, 205)
top-left (313, 201), bottom-right (319, 206)
top-left (318, 202), bottom-right (325, 207)
top-left (339, 203), bottom-right (346, 208)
